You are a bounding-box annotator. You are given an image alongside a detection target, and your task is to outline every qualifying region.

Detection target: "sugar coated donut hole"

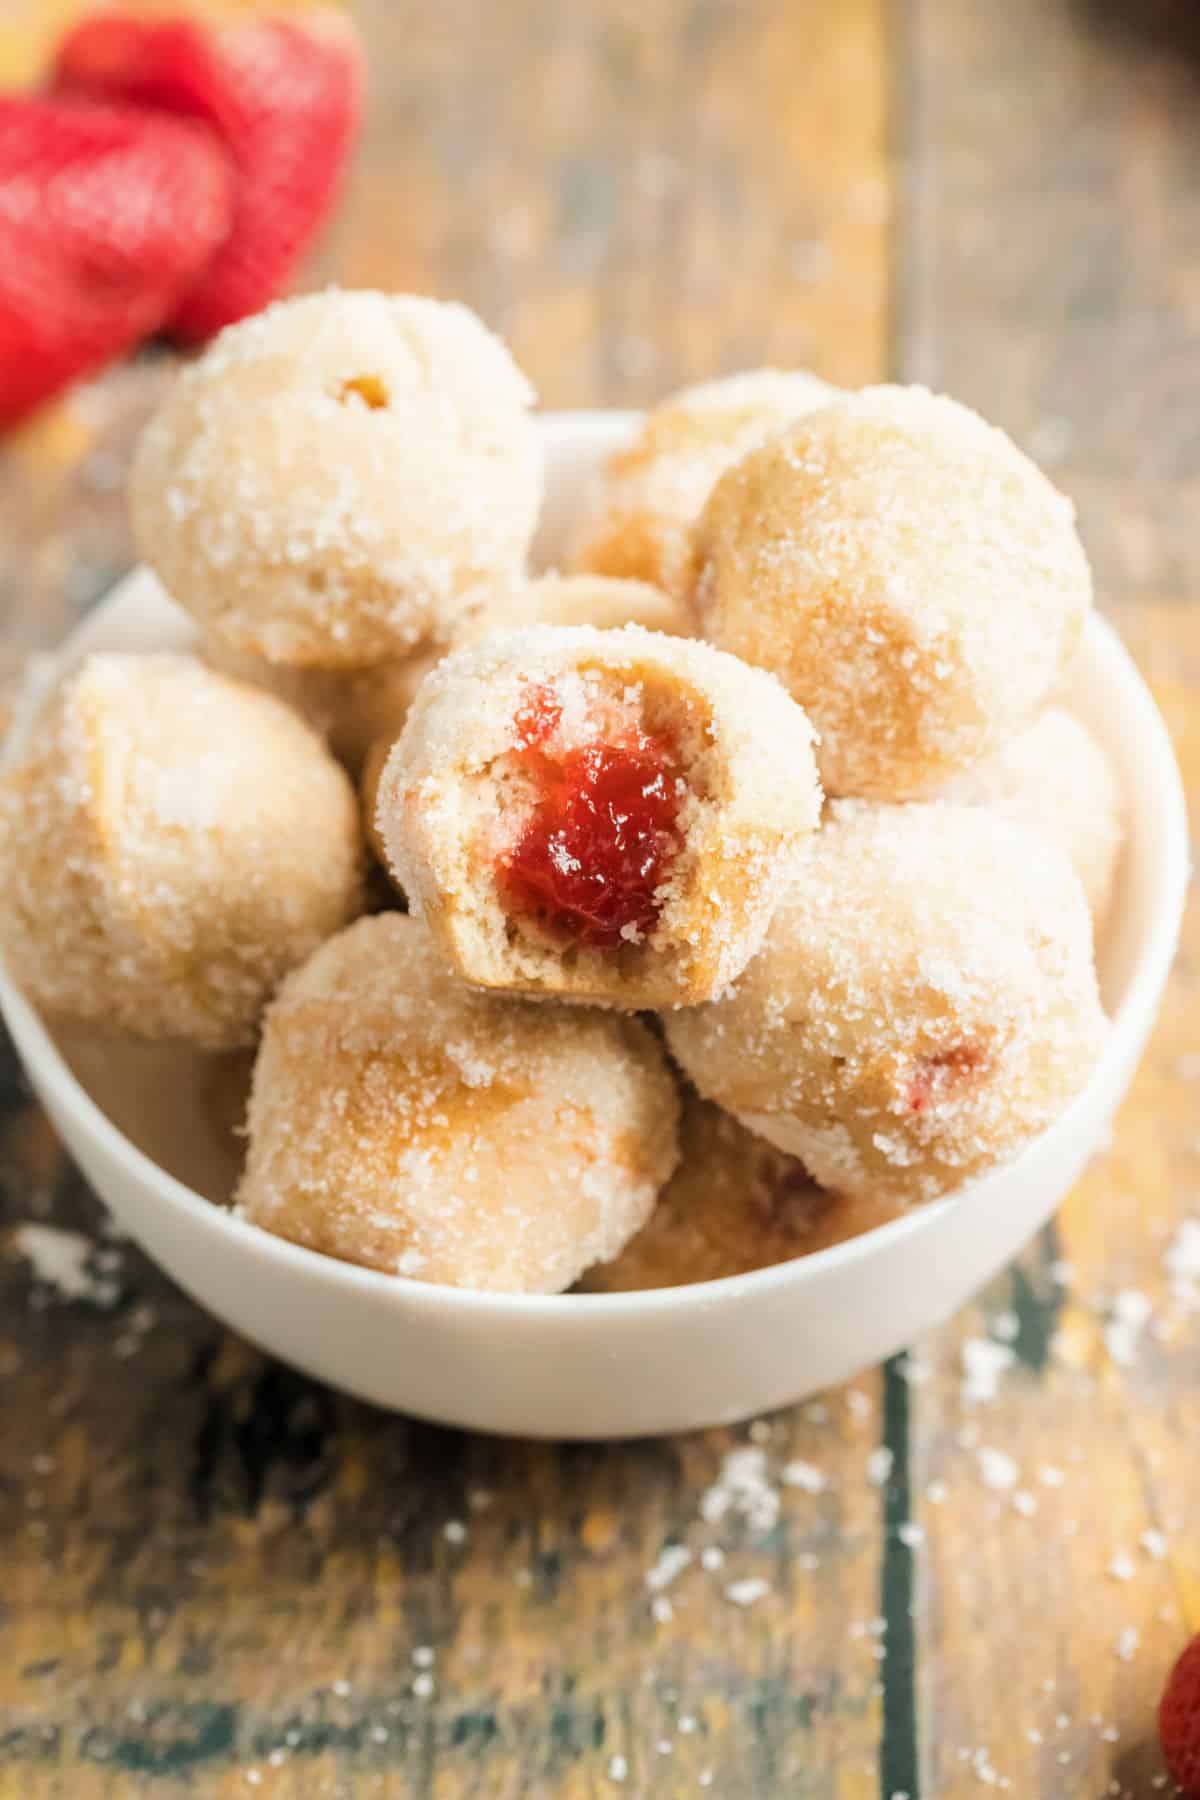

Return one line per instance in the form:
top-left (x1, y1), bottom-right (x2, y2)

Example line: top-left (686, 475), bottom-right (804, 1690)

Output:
top-left (376, 624), bottom-right (822, 1009)
top-left (578, 1092), bottom-right (905, 1292)
top-left (0, 654), bottom-right (364, 1048)
top-left (666, 800), bottom-right (1106, 1205)
top-left (569, 367), bottom-right (838, 595)
top-left (936, 706), bottom-right (1124, 929)
top-left (236, 914), bottom-right (681, 1292)
top-left (692, 385), bottom-right (1092, 799)
top-left (132, 290), bottom-right (541, 669)
top-left (358, 576), bottom-right (693, 870)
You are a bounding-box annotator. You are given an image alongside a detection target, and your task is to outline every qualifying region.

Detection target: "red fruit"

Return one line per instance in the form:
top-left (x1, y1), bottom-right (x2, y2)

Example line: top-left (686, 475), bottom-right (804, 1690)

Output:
top-left (53, 9), bottom-right (364, 342)
top-left (1161, 1634), bottom-right (1200, 1795)
top-left (0, 95), bottom-right (232, 428)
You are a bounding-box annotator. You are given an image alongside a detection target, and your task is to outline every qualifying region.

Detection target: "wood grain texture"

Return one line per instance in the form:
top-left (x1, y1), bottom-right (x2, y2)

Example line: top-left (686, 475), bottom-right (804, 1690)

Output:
top-left (902, 1), bottom-right (1200, 1793)
top-left (2, 0), bottom-right (1198, 1793)
top-left (0, 2), bottom-right (896, 1797)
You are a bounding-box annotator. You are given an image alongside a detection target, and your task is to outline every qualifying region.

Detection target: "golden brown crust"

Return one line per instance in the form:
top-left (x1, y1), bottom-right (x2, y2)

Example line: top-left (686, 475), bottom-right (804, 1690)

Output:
top-left (569, 368), bottom-right (837, 595)
top-left (132, 291), bottom-right (541, 669)
top-left (692, 385), bottom-right (1092, 799)
top-left (666, 800), bottom-right (1106, 1204)
top-left (0, 654), bottom-right (364, 1048)
top-left (578, 1093), bottom-right (905, 1291)
top-left (236, 915), bottom-right (681, 1292)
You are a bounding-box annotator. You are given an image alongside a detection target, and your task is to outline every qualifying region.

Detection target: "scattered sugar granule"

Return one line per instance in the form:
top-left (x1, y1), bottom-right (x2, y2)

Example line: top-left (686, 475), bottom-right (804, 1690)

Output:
top-left (413, 1673), bottom-right (435, 1699)
top-left (646, 1544), bottom-right (692, 1593)
top-left (977, 1447), bottom-right (1020, 1491)
top-left (1114, 1627), bottom-right (1140, 1662)
top-left (700, 1447), bottom-right (779, 1532)
top-left (1025, 1729), bottom-right (1043, 1746)
top-left (1140, 1529), bottom-right (1168, 1561)
top-left (896, 1353), bottom-right (931, 1385)
top-left (678, 1715), bottom-right (697, 1734)
top-left (991, 1310), bottom-right (1020, 1343)
top-left (748, 1419), bottom-right (772, 1444)
top-left (957, 1421), bottom-right (981, 1450)
top-left (656, 1739), bottom-right (673, 1756)
top-left (845, 1389), bottom-right (872, 1420)
top-left (1049, 1260), bottom-right (1074, 1286)
top-left (897, 1522), bottom-right (925, 1549)
top-left (699, 1773), bottom-right (714, 1789)
top-left (962, 1337), bottom-right (1016, 1405)
top-left (1104, 1290), bottom-right (1153, 1366)
top-left (651, 1596), bottom-right (673, 1624)
top-left (370, 1726), bottom-right (389, 1745)
top-left (927, 1481), bottom-right (948, 1505)
top-left (1108, 1552), bottom-right (1136, 1582)
top-left (12, 1224), bottom-right (121, 1308)
top-left (700, 1546), bottom-right (725, 1571)
top-left (443, 1519), bottom-right (467, 1544)
top-left (866, 1447), bottom-right (894, 1487)
top-left (725, 1577), bottom-right (770, 1608)
top-left (1164, 1219), bottom-right (1200, 1306)
top-left (1037, 1465), bottom-right (1066, 1488)
top-left (331, 1680), bottom-right (352, 1698)
top-left (1101, 1725), bottom-right (1120, 1743)
top-left (412, 1646), bottom-right (434, 1668)
top-left (607, 1755), bottom-right (628, 1784)
top-left (1011, 1491), bottom-right (1037, 1518)
top-left (782, 1459), bottom-right (827, 1494)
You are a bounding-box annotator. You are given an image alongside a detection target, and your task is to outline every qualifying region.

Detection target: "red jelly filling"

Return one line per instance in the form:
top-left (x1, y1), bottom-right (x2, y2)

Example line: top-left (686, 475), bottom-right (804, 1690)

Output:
top-left (906, 1042), bottom-right (986, 1115)
top-left (499, 686), bottom-right (685, 949)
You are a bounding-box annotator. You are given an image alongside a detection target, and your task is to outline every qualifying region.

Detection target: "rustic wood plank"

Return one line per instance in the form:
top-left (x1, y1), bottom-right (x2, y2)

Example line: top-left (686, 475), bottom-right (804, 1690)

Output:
top-left (903, 0), bottom-right (1200, 1792)
top-left (0, 2), bottom-right (895, 1796)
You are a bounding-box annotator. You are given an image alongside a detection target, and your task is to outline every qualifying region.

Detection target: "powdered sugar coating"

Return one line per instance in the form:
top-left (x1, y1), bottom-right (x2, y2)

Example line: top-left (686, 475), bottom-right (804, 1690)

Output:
top-left (666, 801), bottom-right (1106, 1204)
top-left (459, 572), bottom-right (693, 643)
top-left (0, 654), bottom-right (364, 1048)
top-left (201, 632), bottom-right (443, 775)
top-left (376, 624), bottom-right (822, 1008)
top-left (936, 707), bottom-right (1124, 927)
top-left (578, 1091), bottom-right (904, 1291)
top-left (236, 914), bottom-right (680, 1292)
top-left (569, 368), bottom-right (838, 596)
top-left (131, 290), bottom-right (541, 669)
top-left (692, 385), bottom-right (1092, 798)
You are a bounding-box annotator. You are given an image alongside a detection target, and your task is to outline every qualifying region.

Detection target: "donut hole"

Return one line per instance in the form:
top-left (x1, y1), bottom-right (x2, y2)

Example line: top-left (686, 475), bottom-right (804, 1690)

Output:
top-left (336, 374), bottom-right (390, 411)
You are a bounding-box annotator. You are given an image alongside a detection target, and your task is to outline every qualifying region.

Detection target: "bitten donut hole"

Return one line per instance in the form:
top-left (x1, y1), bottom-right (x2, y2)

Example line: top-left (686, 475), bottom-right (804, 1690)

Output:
top-left (487, 667), bottom-right (712, 964)
top-left (337, 373), bottom-right (390, 411)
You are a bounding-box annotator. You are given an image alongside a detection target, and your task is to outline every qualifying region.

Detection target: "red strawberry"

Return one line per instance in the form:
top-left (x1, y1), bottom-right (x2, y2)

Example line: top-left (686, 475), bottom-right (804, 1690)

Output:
top-left (53, 9), bottom-right (364, 342)
top-left (1161, 1634), bottom-right (1200, 1795)
top-left (0, 96), bottom-right (232, 428)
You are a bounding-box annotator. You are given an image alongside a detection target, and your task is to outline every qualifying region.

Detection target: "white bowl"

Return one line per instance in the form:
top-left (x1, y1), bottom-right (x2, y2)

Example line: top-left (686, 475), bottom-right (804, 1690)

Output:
top-left (0, 412), bottom-right (1188, 1439)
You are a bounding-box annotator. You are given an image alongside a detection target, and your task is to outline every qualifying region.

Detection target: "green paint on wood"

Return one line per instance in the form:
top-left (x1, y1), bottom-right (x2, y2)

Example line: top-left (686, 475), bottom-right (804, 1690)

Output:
top-left (1008, 1223), bottom-right (1066, 1373)
top-left (879, 1355), bottom-right (920, 1800)
top-left (90, 1703), bottom-right (236, 1775)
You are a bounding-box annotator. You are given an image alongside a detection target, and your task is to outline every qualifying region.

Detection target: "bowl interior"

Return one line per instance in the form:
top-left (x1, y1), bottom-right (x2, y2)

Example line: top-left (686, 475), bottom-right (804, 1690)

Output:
top-left (2, 411), bottom-right (1188, 1312)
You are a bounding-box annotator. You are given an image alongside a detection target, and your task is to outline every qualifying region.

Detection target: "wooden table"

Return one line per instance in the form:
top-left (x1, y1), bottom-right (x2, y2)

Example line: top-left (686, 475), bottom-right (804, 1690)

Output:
top-left (1, 2), bottom-right (1198, 1793)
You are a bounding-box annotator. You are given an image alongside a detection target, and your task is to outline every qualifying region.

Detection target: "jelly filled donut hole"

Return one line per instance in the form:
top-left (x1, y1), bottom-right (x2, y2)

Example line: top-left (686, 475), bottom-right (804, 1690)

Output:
top-left (377, 625), bottom-right (820, 1008)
